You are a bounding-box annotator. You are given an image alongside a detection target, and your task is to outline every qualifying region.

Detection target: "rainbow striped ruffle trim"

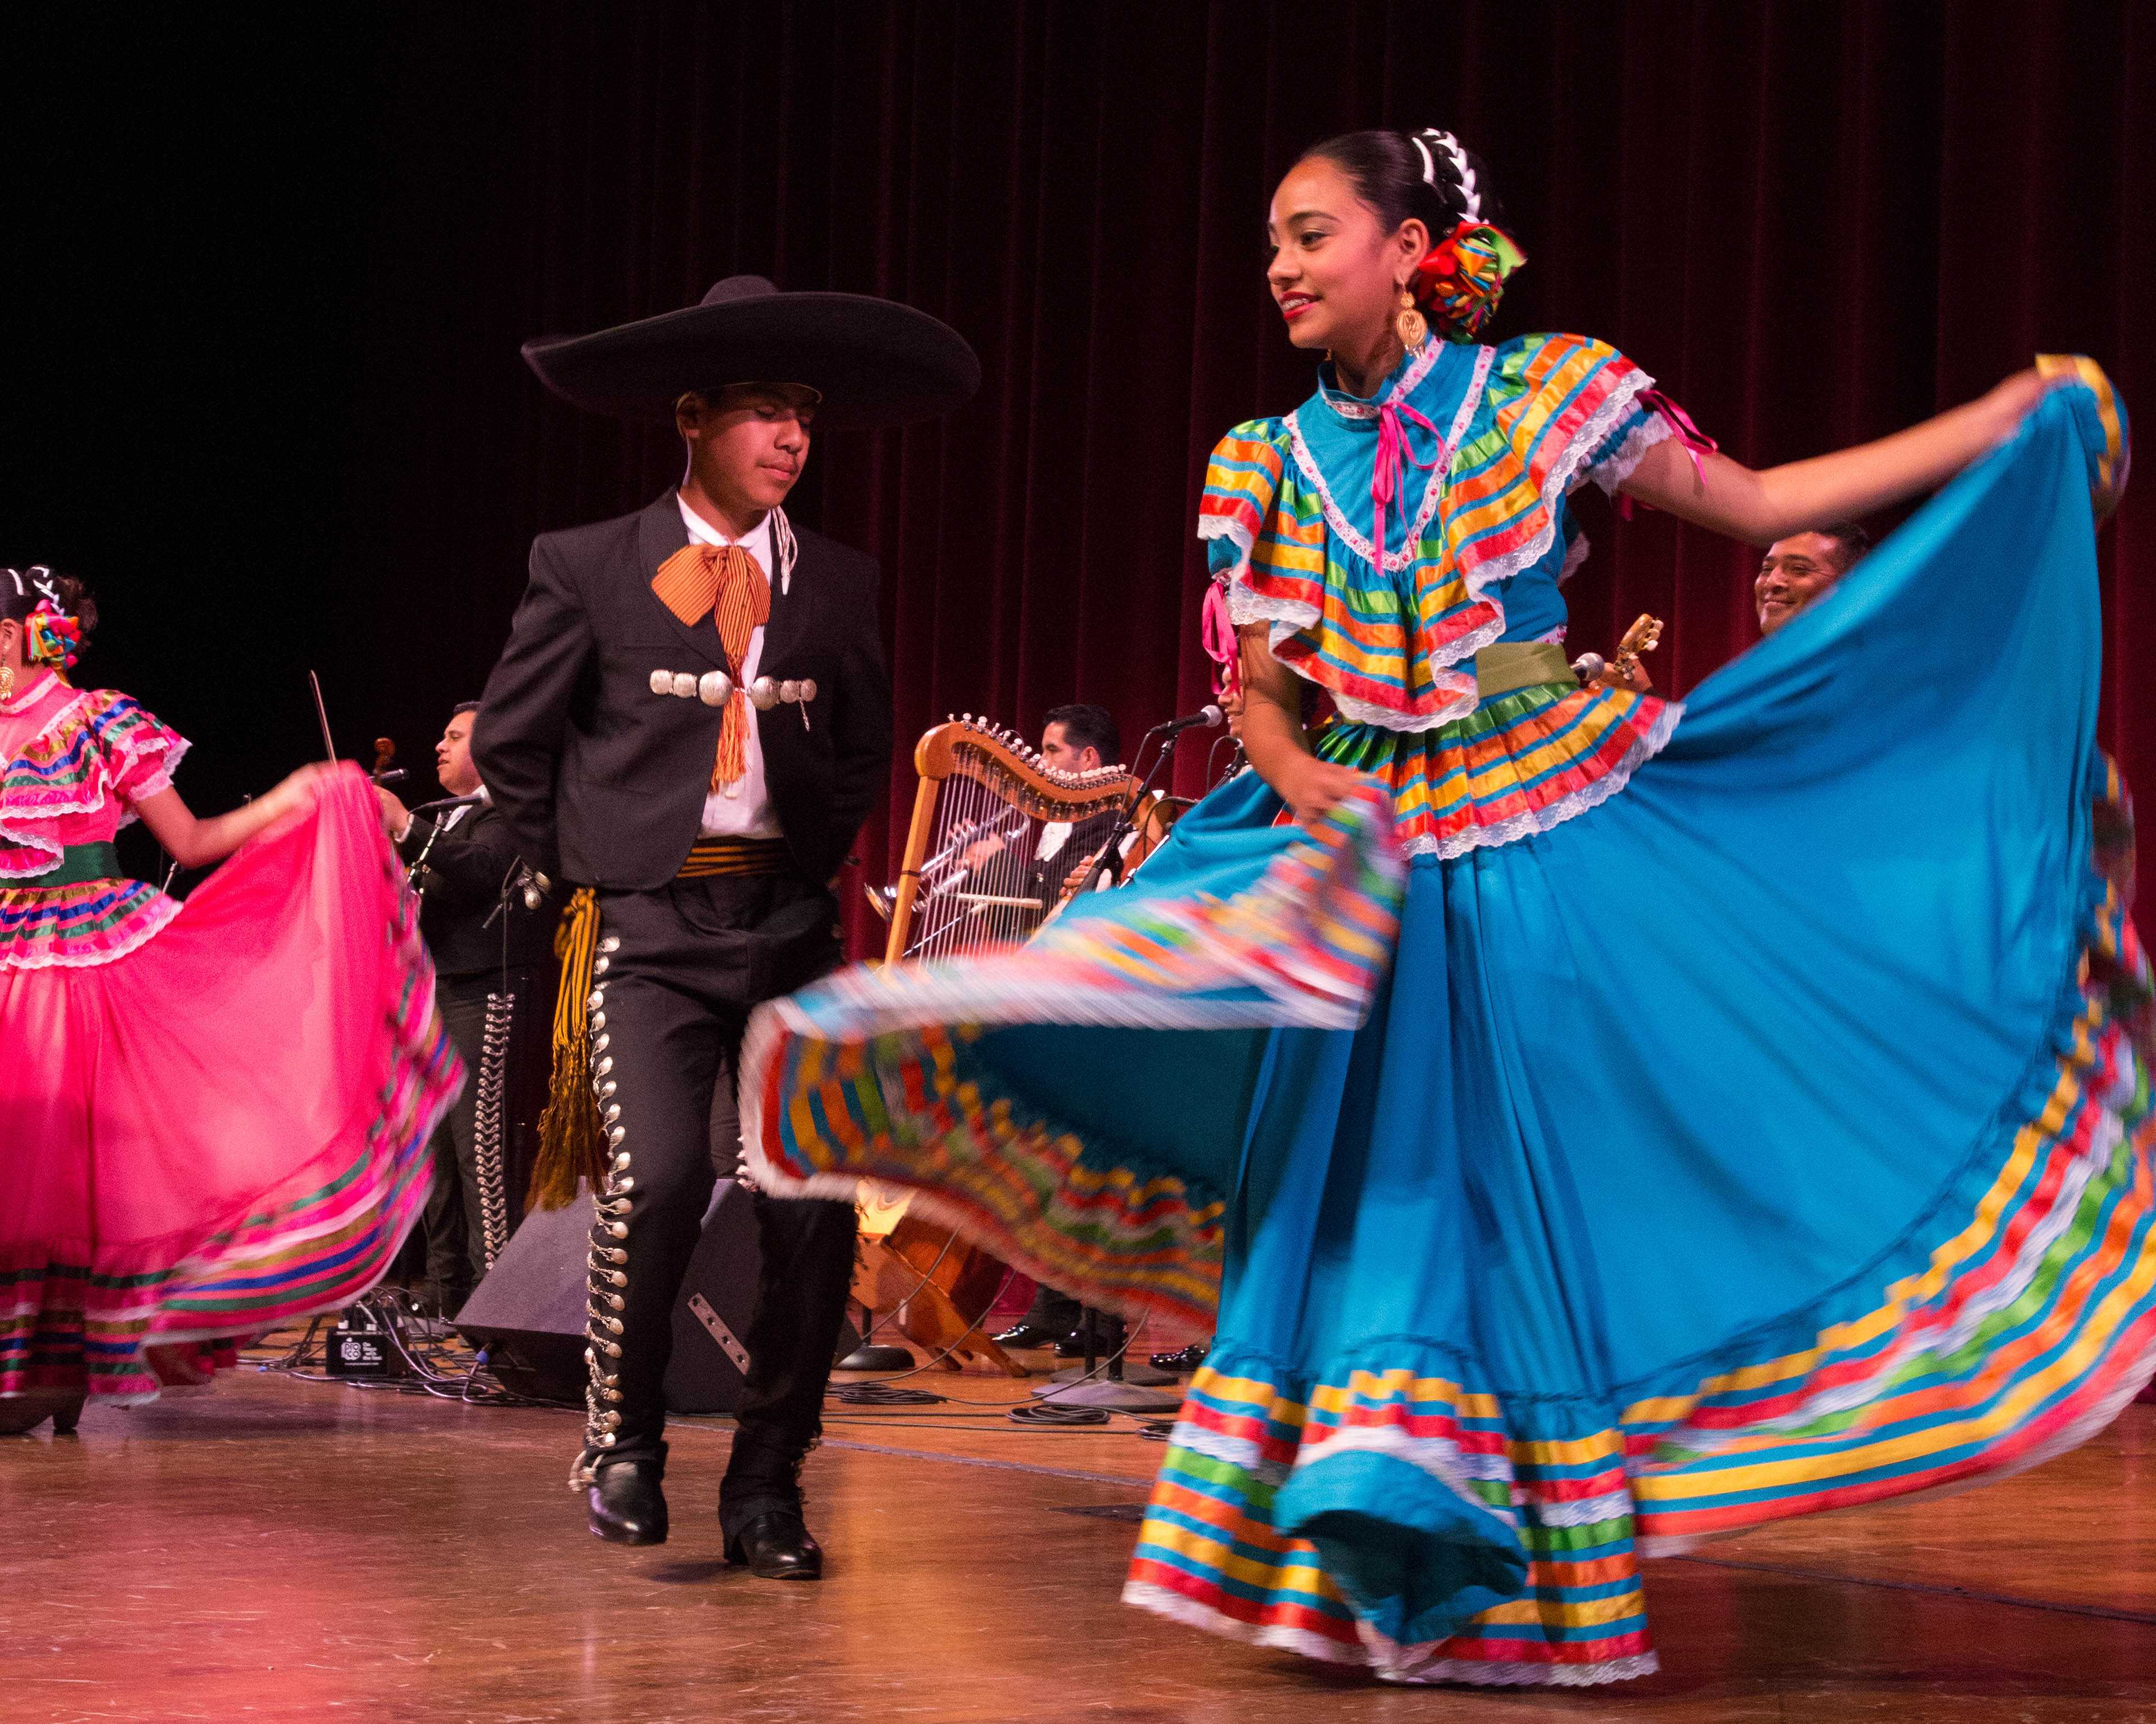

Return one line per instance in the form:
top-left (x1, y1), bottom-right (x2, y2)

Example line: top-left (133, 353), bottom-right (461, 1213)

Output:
top-left (1201, 333), bottom-right (1668, 735)
top-left (1, 877), bottom-right (179, 971)
top-left (743, 786), bottom-right (1406, 1329)
top-left (1126, 751), bottom-right (2156, 1686)
top-left (0, 690), bottom-right (186, 879)
top-left (1318, 676), bottom-right (1680, 861)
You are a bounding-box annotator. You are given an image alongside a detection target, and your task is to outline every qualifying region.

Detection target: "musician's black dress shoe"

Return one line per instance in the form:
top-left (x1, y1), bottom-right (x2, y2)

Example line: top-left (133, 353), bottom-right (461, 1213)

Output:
top-left (724, 1509), bottom-right (823, 1580)
top-left (992, 1320), bottom-right (1074, 1351)
top-left (1150, 1343), bottom-right (1209, 1374)
top-left (587, 1458), bottom-right (669, 1545)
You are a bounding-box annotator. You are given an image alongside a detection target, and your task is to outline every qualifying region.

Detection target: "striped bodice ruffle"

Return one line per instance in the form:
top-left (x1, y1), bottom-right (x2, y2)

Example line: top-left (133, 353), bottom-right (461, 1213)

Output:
top-left (1201, 332), bottom-right (1669, 733)
top-left (1314, 678), bottom-right (1680, 861)
top-left (1, 688), bottom-right (189, 969)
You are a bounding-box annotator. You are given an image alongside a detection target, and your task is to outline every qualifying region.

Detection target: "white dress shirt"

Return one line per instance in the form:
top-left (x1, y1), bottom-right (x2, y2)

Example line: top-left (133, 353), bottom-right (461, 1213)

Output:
top-left (678, 495), bottom-right (783, 840)
top-left (435, 782), bottom-right (489, 834)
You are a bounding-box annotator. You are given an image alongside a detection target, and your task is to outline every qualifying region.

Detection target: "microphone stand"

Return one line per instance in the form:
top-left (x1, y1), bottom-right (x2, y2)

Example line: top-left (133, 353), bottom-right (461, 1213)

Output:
top-left (1030, 723), bottom-right (1200, 1413)
top-left (1066, 721), bottom-right (1205, 902)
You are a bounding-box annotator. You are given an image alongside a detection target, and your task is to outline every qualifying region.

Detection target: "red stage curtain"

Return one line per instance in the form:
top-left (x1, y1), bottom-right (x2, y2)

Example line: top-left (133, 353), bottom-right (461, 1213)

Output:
top-left (346, 2), bottom-right (2156, 951)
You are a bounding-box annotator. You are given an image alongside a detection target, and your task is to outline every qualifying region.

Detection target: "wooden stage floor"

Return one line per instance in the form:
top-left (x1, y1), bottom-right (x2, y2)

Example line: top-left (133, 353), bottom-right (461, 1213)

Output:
top-left (6, 1353), bottom-right (2155, 1723)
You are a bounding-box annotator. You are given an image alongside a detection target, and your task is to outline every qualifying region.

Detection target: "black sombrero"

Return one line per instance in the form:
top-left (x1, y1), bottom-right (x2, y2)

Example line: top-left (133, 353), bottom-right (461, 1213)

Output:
top-left (520, 274), bottom-right (980, 428)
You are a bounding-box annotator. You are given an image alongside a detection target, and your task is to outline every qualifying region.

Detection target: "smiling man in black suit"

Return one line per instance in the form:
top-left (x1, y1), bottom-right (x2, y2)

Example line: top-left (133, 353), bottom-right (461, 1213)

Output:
top-left (475, 276), bottom-right (977, 1577)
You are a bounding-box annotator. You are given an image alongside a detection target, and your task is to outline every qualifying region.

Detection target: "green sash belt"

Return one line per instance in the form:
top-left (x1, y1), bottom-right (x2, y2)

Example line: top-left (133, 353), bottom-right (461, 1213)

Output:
top-left (1473, 641), bottom-right (1578, 699)
top-left (20, 842), bottom-right (124, 890)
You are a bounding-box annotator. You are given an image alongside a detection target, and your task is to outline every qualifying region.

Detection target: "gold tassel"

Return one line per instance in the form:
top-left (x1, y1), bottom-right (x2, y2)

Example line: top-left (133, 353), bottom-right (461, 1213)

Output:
top-left (529, 886), bottom-right (605, 1210)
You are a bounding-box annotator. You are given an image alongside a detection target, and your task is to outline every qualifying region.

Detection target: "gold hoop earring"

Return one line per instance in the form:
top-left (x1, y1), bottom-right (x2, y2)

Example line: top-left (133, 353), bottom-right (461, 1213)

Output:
top-left (1, 663), bottom-right (14, 701)
top-left (1395, 286), bottom-right (1428, 352)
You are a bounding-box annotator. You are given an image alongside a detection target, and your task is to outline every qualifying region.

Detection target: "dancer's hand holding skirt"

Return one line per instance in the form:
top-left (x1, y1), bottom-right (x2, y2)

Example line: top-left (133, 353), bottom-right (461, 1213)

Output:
top-left (3, 746), bottom-right (462, 1407)
top-left (744, 374), bottom-right (2151, 1685)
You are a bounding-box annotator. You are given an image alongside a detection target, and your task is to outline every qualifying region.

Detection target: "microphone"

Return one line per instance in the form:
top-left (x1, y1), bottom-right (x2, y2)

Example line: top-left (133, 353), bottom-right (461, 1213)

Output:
top-left (408, 792), bottom-right (487, 816)
top-left (1146, 704), bottom-right (1226, 737)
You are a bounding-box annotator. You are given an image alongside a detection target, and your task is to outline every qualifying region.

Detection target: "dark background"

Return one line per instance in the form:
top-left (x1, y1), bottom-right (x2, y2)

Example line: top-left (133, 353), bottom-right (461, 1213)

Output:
top-left (7, 3), bottom-right (2151, 948)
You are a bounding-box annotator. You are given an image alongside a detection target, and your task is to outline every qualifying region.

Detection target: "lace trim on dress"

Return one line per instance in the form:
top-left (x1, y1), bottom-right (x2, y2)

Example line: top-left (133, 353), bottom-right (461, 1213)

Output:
top-left (1216, 565), bottom-right (1495, 734)
top-left (0, 692), bottom-right (188, 877)
top-left (0, 885), bottom-right (180, 972)
top-left (1324, 651), bottom-right (1495, 733)
top-left (1407, 697), bottom-right (1683, 860)
top-left (1282, 345), bottom-right (1495, 574)
top-left (1592, 411), bottom-right (1675, 496)
top-left (1452, 368), bottom-right (1665, 610)
top-left (1313, 337), bottom-right (1442, 422)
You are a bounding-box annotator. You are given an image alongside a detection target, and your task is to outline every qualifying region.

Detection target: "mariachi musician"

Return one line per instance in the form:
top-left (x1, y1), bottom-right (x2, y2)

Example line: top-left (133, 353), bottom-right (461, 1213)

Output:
top-left (474, 276), bottom-right (976, 1579)
top-left (375, 701), bottom-right (555, 1318)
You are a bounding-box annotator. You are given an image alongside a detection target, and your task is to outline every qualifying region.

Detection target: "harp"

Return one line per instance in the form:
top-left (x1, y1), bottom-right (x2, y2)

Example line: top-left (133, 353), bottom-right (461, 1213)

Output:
top-left (849, 717), bottom-right (1134, 1375)
top-left (880, 717), bottom-right (1136, 963)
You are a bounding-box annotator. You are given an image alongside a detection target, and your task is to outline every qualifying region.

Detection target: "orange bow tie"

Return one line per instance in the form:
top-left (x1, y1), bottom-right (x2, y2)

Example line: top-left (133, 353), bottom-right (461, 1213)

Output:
top-left (653, 541), bottom-right (770, 792)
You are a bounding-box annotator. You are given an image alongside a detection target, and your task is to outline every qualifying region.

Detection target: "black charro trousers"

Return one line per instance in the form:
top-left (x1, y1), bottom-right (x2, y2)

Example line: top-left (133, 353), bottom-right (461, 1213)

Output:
top-left (585, 870), bottom-right (857, 1533)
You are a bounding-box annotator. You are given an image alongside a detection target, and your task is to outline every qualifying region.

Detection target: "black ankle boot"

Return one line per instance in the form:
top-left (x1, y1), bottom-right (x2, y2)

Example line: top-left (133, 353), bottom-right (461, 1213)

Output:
top-left (724, 1508), bottom-right (823, 1579)
top-left (586, 1456), bottom-right (668, 1545)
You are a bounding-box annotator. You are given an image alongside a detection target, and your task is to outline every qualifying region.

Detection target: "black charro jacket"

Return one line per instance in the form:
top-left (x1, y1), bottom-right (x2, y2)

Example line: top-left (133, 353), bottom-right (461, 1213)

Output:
top-left (395, 797), bottom-right (555, 978)
top-left (473, 493), bottom-right (893, 891)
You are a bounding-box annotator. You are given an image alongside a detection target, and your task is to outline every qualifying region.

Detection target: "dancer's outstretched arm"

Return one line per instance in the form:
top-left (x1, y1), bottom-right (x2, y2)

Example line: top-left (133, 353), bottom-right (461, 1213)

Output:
top-left (1619, 367), bottom-right (2049, 543)
top-left (1238, 367), bottom-right (2062, 825)
top-left (134, 761), bottom-right (337, 869)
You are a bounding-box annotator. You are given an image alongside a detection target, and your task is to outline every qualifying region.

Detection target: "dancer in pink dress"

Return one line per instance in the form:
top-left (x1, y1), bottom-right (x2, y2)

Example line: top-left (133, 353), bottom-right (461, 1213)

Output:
top-left (1, 567), bottom-right (462, 1433)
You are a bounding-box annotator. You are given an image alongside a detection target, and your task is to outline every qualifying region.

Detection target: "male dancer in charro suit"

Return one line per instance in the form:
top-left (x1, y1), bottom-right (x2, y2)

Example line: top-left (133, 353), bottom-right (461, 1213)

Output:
top-left (475, 276), bottom-right (977, 1576)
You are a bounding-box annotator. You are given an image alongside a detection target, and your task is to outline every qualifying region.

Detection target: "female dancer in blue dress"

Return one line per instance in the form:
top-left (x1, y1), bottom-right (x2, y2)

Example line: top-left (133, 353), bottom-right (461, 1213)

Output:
top-left (742, 127), bottom-right (2147, 1686)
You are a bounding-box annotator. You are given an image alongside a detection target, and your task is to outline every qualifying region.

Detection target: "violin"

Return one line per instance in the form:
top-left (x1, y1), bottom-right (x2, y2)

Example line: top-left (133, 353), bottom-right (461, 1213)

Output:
top-left (369, 736), bottom-right (406, 786)
top-left (305, 671), bottom-right (404, 782)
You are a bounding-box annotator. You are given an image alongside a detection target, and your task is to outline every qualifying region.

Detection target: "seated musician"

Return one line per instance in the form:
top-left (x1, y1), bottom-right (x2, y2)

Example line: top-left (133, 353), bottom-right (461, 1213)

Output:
top-left (962, 703), bottom-right (1127, 904)
top-left (1756, 522), bottom-right (1873, 635)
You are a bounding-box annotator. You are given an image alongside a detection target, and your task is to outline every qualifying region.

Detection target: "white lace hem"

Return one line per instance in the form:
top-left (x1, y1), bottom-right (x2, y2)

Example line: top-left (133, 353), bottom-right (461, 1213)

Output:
top-left (1123, 1581), bottom-right (1370, 1666)
top-left (1593, 411), bottom-right (1675, 495)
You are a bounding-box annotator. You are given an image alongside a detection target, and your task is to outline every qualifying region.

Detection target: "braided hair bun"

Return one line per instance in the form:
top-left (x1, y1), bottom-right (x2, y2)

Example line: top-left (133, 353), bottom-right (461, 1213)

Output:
top-left (1296, 128), bottom-right (1523, 341)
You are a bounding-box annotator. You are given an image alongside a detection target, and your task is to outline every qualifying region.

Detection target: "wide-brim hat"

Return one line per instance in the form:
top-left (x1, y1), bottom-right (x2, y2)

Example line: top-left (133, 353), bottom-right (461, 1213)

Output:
top-left (521, 274), bottom-right (980, 429)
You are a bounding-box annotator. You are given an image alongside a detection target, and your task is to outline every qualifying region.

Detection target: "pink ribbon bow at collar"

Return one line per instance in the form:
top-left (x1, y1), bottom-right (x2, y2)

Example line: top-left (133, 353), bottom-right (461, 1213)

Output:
top-left (1372, 396), bottom-right (1442, 569)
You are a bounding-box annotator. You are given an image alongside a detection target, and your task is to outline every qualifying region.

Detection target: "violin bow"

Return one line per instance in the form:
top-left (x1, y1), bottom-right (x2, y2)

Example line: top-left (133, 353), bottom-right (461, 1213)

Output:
top-left (307, 669), bottom-right (337, 763)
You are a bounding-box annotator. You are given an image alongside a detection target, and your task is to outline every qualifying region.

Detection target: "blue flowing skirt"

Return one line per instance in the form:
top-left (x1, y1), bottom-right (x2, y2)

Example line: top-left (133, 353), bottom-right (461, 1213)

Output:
top-left (744, 381), bottom-right (2154, 1685)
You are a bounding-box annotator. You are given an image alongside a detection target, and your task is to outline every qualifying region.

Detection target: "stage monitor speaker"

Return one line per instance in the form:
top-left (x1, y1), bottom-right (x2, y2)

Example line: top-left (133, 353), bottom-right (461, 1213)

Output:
top-left (456, 1183), bottom-right (764, 1413)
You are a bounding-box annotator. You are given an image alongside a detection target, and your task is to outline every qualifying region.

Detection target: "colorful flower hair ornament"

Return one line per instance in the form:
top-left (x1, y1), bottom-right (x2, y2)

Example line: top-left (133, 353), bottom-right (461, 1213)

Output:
top-left (25, 599), bottom-right (82, 671)
top-left (1412, 220), bottom-right (1527, 343)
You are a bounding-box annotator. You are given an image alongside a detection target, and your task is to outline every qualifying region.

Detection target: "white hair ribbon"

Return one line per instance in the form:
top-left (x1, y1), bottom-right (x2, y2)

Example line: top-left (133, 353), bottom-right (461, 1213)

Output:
top-left (1427, 130), bottom-right (1481, 222)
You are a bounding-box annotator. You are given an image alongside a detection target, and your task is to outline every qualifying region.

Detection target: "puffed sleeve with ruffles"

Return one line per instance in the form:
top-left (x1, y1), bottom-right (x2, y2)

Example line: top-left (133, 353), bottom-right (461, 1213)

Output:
top-left (0, 690), bottom-right (190, 878)
top-left (86, 691), bottom-right (189, 809)
top-left (1447, 332), bottom-right (1670, 605)
top-left (1198, 417), bottom-right (1319, 612)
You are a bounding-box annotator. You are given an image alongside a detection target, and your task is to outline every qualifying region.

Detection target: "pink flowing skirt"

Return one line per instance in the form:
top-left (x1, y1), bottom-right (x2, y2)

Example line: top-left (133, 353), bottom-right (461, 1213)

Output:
top-left (2, 766), bottom-right (462, 1402)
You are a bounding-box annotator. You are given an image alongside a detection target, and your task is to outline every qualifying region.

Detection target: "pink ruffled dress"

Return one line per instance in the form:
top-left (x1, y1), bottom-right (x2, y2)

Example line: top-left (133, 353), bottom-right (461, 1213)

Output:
top-left (1, 672), bottom-right (462, 1403)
